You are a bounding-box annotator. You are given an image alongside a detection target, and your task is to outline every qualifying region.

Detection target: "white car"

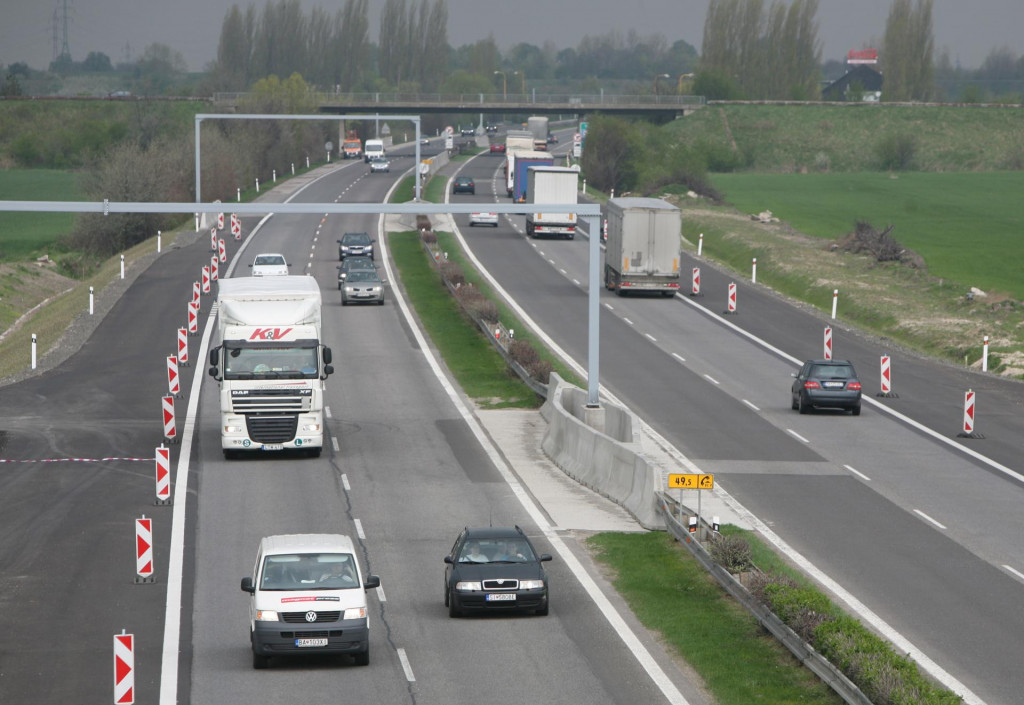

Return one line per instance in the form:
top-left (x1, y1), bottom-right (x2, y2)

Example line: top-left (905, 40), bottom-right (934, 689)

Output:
top-left (249, 253), bottom-right (289, 276)
top-left (469, 212), bottom-right (499, 227)
top-left (240, 534), bottom-right (380, 669)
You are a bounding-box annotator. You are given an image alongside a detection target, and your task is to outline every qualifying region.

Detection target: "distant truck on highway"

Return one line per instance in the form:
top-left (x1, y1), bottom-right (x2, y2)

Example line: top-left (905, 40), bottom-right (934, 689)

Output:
top-left (505, 130), bottom-right (535, 156)
top-left (208, 276), bottom-right (333, 458)
top-left (526, 166), bottom-right (579, 239)
top-left (528, 116), bottom-right (549, 151)
top-left (603, 198), bottom-right (682, 296)
top-left (342, 131), bottom-right (362, 159)
top-left (506, 149), bottom-right (554, 200)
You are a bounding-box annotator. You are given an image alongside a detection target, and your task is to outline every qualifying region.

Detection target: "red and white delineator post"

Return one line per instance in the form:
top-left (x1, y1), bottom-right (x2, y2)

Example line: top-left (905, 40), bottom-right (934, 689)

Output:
top-left (166, 355), bottom-right (179, 396)
top-left (725, 282), bottom-right (737, 314)
top-left (201, 266), bottom-right (211, 294)
top-left (113, 631), bottom-right (135, 704)
top-left (210, 227), bottom-right (217, 252)
top-left (751, 257), bottom-right (757, 283)
top-left (177, 327), bottom-right (188, 366)
top-left (691, 267), bottom-right (701, 296)
top-left (231, 213), bottom-right (241, 240)
top-left (187, 301), bottom-right (198, 336)
top-left (210, 255), bottom-right (219, 282)
top-left (878, 355), bottom-right (898, 397)
top-left (823, 327), bottom-right (833, 360)
top-left (958, 389), bottom-right (980, 438)
top-left (982, 335), bottom-right (989, 372)
top-left (192, 281), bottom-right (200, 305)
top-left (135, 516), bottom-right (154, 582)
top-left (218, 238), bottom-right (226, 263)
top-left (154, 444), bottom-right (171, 504)
top-left (217, 212), bottom-right (225, 230)
top-left (162, 395), bottom-right (176, 442)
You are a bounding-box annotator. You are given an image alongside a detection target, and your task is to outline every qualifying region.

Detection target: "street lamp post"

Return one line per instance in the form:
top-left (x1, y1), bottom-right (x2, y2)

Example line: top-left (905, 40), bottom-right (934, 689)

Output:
top-left (494, 70), bottom-right (507, 100)
top-left (513, 70), bottom-right (525, 95)
top-left (654, 73), bottom-right (670, 96)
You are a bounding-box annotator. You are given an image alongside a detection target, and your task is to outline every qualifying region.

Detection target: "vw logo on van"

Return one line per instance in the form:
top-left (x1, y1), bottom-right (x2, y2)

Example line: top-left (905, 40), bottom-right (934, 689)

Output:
top-left (305, 611), bottom-right (317, 623)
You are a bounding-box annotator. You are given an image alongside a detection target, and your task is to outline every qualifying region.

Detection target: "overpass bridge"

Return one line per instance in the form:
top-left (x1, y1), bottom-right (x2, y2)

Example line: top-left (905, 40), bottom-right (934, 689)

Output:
top-left (213, 92), bottom-right (705, 121)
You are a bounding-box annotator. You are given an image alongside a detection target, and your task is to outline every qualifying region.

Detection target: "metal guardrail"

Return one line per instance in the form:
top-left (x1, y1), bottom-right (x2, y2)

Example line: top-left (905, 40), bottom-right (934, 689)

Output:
top-left (657, 492), bottom-right (874, 705)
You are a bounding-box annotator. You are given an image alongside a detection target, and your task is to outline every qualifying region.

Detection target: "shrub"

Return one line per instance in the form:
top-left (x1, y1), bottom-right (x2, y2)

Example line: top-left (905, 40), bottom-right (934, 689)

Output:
top-left (761, 582), bottom-right (835, 642)
top-left (439, 261), bottom-right (465, 288)
top-left (707, 532), bottom-right (754, 573)
top-left (875, 132), bottom-right (918, 171)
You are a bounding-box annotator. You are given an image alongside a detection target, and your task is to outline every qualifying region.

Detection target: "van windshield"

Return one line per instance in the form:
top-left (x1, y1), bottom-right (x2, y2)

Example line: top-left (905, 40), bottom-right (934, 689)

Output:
top-left (259, 553), bottom-right (359, 590)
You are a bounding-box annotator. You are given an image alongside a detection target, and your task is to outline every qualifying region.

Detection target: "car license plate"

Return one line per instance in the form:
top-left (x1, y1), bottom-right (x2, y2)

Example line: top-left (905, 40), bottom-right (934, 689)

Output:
top-left (295, 638), bottom-right (328, 647)
top-left (261, 444), bottom-right (284, 450)
top-left (485, 593), bottom-right (516, 602)
top-left (822, 382), bottom-right (844, 389)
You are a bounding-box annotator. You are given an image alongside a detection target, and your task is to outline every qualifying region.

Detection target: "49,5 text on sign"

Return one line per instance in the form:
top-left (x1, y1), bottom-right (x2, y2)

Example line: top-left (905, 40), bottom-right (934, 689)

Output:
top-left (668, 474), bottom-right (715, 490)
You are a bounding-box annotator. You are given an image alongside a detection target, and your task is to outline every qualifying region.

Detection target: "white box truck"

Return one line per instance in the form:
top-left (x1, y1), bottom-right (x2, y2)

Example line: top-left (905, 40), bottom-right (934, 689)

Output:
top-left (208, 276), bottom-right (333, 458)
top-left (604, 198), bottom-right (682, 296)
top-left (527, 116), bottom-right (549, 150)
top-left (526, 166), bottom-right (579, 239)
top-left (504, 130), bottom-right (535, 153)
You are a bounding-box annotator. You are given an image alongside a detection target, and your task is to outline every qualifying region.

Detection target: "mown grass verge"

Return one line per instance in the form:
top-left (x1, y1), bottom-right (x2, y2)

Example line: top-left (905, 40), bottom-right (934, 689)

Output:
top-left (588, 532), bottom-right (845, 705)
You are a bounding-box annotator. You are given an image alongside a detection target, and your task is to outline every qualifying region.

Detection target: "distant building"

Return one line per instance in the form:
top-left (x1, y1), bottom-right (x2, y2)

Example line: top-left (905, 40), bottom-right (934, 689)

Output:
top-left (822, 49), bottom-right (883, 102)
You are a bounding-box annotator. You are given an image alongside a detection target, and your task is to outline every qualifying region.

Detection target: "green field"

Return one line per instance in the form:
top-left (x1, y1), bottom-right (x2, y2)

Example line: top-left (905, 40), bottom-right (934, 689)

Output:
top-left (708, 171), bottom-right (1024, 300)
top-left (0, 170), bottom-right (80, 261)
top-left (668, 103), bottom-right (1024, 172)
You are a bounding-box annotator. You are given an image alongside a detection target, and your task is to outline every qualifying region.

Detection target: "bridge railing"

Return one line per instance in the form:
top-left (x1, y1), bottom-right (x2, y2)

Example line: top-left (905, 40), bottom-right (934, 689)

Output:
top-left (214, 92), bottom-right (706, 107)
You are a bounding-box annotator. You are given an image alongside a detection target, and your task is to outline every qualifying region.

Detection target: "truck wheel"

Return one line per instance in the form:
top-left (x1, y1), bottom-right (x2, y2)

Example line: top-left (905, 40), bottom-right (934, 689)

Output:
top-left (353, 648), bottom-right (369, 666)
top-left (604, 266), bottom-right (614, 291)
top-left (223, 449), bottom-right (238, 460)
top-left (307, 447), bottom-right (322, 458)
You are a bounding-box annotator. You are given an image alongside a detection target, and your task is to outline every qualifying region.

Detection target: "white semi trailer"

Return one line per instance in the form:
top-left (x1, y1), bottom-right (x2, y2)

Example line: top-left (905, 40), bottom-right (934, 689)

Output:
top-left (603, 198), bottom-right (682, 296)
top-left (208, 276), bottom-right (333, 458)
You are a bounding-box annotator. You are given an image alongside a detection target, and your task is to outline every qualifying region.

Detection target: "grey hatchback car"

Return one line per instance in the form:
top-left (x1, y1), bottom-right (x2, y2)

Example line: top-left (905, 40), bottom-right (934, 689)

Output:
top-left (791, 359), bottom-right (862, 415)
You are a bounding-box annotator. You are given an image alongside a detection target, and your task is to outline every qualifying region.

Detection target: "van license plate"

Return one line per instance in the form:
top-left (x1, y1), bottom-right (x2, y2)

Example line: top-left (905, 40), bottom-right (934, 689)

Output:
top-left (486, 593), bottom-right (516, 601)
top-left (261, 444), bottom-right (284, 451)
top-left (296, 638), bottom-right (328, 647)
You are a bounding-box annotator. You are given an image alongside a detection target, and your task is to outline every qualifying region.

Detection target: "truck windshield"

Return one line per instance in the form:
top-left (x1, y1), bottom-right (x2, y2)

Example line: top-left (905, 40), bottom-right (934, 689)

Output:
top-left (223, 346), bottom-right (319, 379)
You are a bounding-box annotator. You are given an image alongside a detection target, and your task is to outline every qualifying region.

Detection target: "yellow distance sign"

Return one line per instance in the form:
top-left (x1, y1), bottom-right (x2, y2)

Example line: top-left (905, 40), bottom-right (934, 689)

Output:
top-left (668, 473), bottom-right (715, 490)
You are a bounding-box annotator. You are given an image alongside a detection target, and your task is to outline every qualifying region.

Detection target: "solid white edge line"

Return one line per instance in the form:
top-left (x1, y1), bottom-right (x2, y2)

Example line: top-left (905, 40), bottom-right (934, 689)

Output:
top-left (914, 509), bottom-right (948, 530)
top-left (446, 202), bottom-right (984, 705)
top-left (160, 163), bottom-right (355, 705)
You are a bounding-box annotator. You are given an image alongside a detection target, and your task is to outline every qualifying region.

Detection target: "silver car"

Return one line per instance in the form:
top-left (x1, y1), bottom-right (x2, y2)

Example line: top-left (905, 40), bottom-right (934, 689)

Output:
top-left (341, 269), bottom-right (385, 306)
top-left (337, 256), bottom-right (376, 289)
top-left (368, 156), bottom-right (390, 173)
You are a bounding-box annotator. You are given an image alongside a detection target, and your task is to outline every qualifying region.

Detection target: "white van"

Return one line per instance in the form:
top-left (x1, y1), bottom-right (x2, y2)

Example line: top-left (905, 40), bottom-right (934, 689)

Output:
top-left (240, 534), bottom-right (380, 669)
top-left (363, 139), bottom-right (385, 163)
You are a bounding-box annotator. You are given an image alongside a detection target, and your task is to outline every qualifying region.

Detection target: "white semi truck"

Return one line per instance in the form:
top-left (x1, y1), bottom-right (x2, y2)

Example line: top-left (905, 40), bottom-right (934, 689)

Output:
top-left (526, 166), bottom-right (579, 239)
top-left (527, 116), bottom-right (549, 150)
top-left (208, 276), bottom-right (333, 458)
top-left (603, 197), bottom-right (682, 296)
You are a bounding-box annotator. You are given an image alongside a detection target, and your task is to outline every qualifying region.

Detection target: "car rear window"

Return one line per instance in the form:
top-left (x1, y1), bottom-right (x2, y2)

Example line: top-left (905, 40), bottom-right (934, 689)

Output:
top-left (811, 365), bottom-right (853, 378)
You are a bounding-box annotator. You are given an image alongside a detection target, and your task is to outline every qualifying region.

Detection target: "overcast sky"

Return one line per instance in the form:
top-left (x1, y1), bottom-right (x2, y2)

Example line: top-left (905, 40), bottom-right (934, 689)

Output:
top-left (2, 0), bottom-right (1021, 74)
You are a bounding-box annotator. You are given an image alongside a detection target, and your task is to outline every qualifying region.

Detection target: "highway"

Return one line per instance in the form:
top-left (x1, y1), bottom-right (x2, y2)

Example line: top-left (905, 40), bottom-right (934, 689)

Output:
top-left (447, 128), bottom-right (1024, 705)
top-left (0, 140), bottom-right (707, 705)
top-left (0, 127), bottom-right (1019, 705)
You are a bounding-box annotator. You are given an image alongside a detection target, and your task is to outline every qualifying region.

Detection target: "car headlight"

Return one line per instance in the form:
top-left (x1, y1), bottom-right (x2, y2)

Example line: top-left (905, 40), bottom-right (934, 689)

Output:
top-left (301, 423), bottom-right (320, 432)
top-left (224, 425), bottom-right (243, 433)
top-left (255, 610), bottom-right (279, 621)
top-left (343, 607), bottom-right (367, 620)
top-left (519, 579), bottom-right (545, 590)
top-left (455, 580), bottom-right (481, 591)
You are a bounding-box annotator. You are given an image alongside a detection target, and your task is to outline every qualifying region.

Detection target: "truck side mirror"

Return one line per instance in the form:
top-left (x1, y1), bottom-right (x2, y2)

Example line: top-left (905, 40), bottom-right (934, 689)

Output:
top-left (322, 364), bottom-right (334, 378)
top-left (209, 347), bottom-right (220, 366)
top-left (240, 576), bottom-right (255, 594)
top-left (323, 347), bottom-right (333, 364)
top-left (208, 366), bottom-right (219, 378)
